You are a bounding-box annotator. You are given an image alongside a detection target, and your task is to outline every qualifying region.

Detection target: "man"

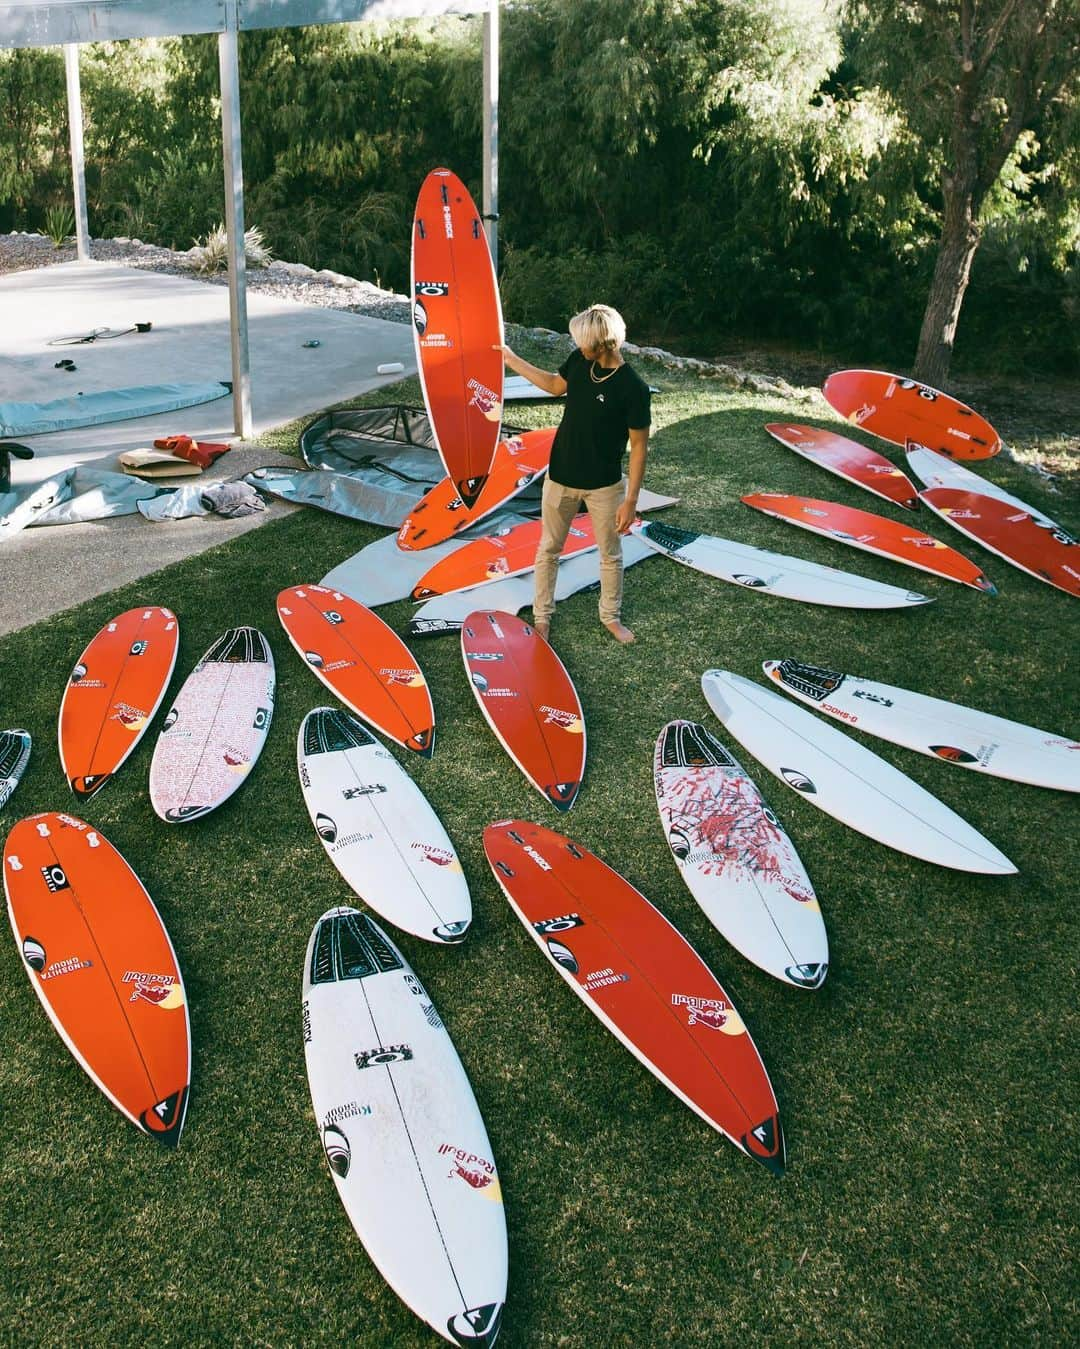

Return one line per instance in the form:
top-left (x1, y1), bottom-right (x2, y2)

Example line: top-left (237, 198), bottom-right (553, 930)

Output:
top-left (502, 304), bottom-right (651, 644)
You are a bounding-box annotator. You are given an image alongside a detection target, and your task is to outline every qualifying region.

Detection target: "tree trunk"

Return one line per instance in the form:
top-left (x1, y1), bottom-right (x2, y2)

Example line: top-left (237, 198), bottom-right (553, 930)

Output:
top-left (913, 184), bottom-right (981, 387)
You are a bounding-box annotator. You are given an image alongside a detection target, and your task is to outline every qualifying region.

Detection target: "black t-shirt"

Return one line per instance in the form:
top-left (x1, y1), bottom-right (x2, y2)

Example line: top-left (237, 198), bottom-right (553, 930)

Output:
top-left (548, 349), bottom-right (651, 490)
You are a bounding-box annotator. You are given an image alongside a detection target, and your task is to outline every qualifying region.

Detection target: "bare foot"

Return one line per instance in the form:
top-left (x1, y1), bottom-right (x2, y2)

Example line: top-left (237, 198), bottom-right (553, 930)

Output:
top-left (603, 620), bottom-right (635, 644)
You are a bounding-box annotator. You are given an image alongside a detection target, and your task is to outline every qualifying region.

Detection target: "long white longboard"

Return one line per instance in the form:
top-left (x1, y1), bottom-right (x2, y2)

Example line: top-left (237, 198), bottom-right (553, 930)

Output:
top-left (701, 670), bottom-right (1016, 875)
top-left (654, 721), bottom-right (828, 988)
top-left (905, 443), bottom-right (1056, 528)
top-left (303, 907), bottom-right (507, 1348)
top-left (298, 708), bottom-right (472, 943)
top-left (636, 521), bottom-right (933, 609)
top-left (763, 660), bottom-right (1080, 793)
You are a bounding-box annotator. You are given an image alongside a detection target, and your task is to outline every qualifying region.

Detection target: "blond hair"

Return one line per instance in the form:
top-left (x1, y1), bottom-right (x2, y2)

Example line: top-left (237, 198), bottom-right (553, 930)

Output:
top-left (569, 304), bottom-right (626, 356)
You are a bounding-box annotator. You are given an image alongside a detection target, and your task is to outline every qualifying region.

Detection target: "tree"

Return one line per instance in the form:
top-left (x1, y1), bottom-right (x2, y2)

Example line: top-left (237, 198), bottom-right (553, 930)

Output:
top-left (849, 0), bottom-right (1080, 385)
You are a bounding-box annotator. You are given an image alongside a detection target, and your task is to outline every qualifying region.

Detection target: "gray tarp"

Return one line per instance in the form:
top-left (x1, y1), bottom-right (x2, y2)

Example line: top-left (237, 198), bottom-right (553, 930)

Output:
top-left (0, 466), bottom-right (165, 540)
top-left (0, 381), bottom-right (232, 439)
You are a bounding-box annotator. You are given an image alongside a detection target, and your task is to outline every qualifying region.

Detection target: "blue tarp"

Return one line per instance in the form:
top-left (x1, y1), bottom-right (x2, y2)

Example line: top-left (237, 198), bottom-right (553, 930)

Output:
top-left (0, 380), bottom-right (231, 438)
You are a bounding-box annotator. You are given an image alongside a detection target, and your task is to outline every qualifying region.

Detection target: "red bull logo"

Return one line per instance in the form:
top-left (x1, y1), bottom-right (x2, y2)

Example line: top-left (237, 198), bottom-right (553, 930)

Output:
top-left (123, 970), bottom-right (185, 1009)
top-left (851, 402), bottom-right (876, 424)
top-left (381, 667), bottom-right (425, 688)
top-left (540, 704), bottom-right (583, 734)
top-left (111, 701), bottom-right (149, 731)
top-left (467, 377), bottom-right (502, 422)
top-left (438, 1143), bottom-right (501, 1200)
top-left (485, 558), bottom-right (511, 580)
top-left (671, 992), bottom-right (746, 1035)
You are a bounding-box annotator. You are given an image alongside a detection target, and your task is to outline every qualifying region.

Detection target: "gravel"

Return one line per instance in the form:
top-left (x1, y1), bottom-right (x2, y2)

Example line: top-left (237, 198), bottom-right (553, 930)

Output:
top-left (0, 231), bottom-right (414, 325)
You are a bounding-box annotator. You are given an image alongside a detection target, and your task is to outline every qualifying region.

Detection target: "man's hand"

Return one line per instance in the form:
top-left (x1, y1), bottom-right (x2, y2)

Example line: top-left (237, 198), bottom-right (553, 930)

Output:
top-left (615, 496), bottom-right (639, 535)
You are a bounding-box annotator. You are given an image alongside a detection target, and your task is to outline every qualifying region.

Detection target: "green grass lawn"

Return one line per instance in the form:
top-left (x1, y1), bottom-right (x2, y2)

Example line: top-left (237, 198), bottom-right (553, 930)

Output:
top-left (1, 340), bottom-right (1077, 1345)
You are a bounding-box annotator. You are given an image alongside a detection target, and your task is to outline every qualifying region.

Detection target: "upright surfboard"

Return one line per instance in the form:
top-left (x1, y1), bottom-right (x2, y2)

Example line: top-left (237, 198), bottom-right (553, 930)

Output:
top-left (822, 370), bottom-right (1002, 459)
top-left (0, 730), bottom-right (31, 811)
top-left (298, 709), bottom-right (471, 943)
top-left (412, 167), bottom-right (504, 509)
top-left (701, 670), bottom-right (1016, 875)
top-left (4, 812), bottom-right (190, 1144)
top-left (149, 627), bottom-right (275, 823)
top-left (919, 489), bottom-right (1080, 599)
top-left (413, 514), bottom-right (599, 602)
top-left (484, 820), bottom-right (785, 1175)
top-left (278, 585), bottom-right (435, 757)
top-left (397, 429), bottom-right (555, 551)
top-left (654, 721), bottom-right (827, 988)
top-left (764, 423), bottom-right (918, 510)
top-left (741, 493), bottom-right (994, 592)
top-left (763, 660), bottom-right (1080, 794)
top-left (462, 611), bottom-right (586, 811)
top-left (58, 606), bottom-right (179, 798)
top-left (905, 442), bottom-right (1056, 527)
top-left (303, 907), bottom-right (506, 1347)
top-left (635, 521), bottom-right (933, 609)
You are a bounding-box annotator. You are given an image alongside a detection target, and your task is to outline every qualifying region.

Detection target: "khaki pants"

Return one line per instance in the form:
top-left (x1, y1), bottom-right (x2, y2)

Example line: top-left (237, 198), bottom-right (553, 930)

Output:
top-left (533, 477), bottom-right (625, 626)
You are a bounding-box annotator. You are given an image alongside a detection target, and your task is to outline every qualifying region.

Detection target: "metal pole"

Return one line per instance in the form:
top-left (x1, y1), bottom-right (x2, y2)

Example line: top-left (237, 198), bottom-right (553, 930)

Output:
top-left (482, 0), bottom-right (499, 271)
top-left (218, 17), bottom-right (253, 438)
top-left (63, 44), bottom-right (90, 261)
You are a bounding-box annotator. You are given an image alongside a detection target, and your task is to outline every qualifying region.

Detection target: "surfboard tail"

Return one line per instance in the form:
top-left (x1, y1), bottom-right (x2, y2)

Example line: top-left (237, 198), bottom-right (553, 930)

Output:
top-left (742, 1112), bottom-right (786, 1177)
top-left (70, 773), bottom-right (110, 799)
top-left (456, 475), bottom-right (489, 512)
top-left (140, 1085), bottom-right (190, 1148)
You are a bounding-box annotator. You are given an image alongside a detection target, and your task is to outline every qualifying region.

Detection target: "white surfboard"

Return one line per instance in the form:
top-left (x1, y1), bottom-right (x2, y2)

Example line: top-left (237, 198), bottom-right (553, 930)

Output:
top-left (303, 907), bottom-right (507, 1348)
top-left (763, 660), bottom-right (1080, 793)
top-left (636, 521), bottom-right (933, 609)
top-left (149, 627), bottom-right (275, 823)
top-left (0, 730), bottom-right (31, 811)
top-left (701, 670), bottom-right (1016, 875)
top-left (298, 708), bottom-right (472, 943)
top-left (905, 442), bottom-right (1056, 527)
top-left (654, 721), bottom-right (828, 989)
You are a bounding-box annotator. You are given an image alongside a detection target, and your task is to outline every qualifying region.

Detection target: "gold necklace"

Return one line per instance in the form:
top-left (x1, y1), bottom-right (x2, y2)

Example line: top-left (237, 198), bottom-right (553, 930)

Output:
top-left (590, 360), bottom-right (621, 385)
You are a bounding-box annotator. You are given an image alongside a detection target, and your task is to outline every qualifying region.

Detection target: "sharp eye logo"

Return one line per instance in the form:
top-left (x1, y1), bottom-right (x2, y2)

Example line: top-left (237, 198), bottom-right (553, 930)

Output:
top-left (781, 768), bottom-right (816, 793)
top-left (129, 640), bottom-right (148, 656)
top-left (323, 1125), bottom-right (351, 1178)
top-left (41, 864), bottom-right (69, 893)
top-left (668, 825), bottom-right (691, 861)
top-left (413, 300), bottom-right (428, 334)
top-left (163, 708), bottom-right (179, 731)
top-left (355, 1044), bottom-right (413, 1070)
top-left (305, 651), bottom-right (324, 668)
top-left (22, 937), bottom-right (46, 971)
top-left (415, 280), bottom-right (449, 296)
top-left (316, 813), bottom-right (338, 843)
top-left (733, 574), bottom-right (766, 588)
top-left (471, 672), bottom-right (488, 692)
top-left (931, 745), bottom-right (978, 763)
top-left (545, 938), bottom-right (578, 973)
top-left (70, 663), bottom-right (88, 683)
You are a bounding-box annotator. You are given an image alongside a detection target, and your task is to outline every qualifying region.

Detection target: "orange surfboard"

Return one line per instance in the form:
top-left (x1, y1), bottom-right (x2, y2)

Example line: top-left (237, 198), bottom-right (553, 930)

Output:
top-left (764, 423), bottom-right (918, 510)
top-left (920, 488), bottom-right (1080, 599)
top-left (58, 606), bottom-right (179, 798)
top-left (742, 492), bottom-right (995, 592)
top-left (412, 167), bottom-right (504, 509)
top-left (412, 513), bottom-right (599, 602)
top-left (278, 585), bottom-right (435, 757)
top-left (822, 369), bottom-right (1002, 460)
top-left (4, 812), bottom-right (190, 1145)
top-left (462, 611), bottom-right (586, 811)
top-left (484, 819), bottom-right (784, 1175)
top-left (397, 428), bottom-right (556, 551)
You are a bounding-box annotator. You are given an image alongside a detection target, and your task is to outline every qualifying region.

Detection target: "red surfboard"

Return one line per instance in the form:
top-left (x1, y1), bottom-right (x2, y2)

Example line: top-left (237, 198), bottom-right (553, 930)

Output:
top-left (412, 514), bottom-right (600, 602)
top-left (484, 819), bottom-right (784, 1175)
top-left (397, 428), bottom-right (556, 551)
top-left (462, 611), bottom-right (586, 811)
top-left (4, 812), bottom-right (190, 1145)
top-left (412, 167), bottom-right (504, 509)
top-left (742, 492), bottom-right (995, 592)
top-left (920, 489), bottom-right (1080, 599)
top-left (278, 585), bottom-right (435, 756)
top-left (58, 606), bottom-right (179, 798)
top-left (764, 423), bottom-right (918, 510)
top-left (823, 370), bottom-right (1002, 460)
